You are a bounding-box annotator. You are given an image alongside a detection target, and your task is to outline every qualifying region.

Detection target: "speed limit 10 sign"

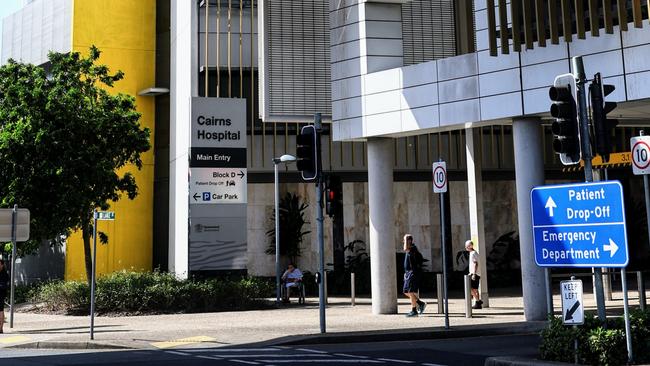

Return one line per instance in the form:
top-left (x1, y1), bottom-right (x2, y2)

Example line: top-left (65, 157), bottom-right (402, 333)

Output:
top-left (432, 162), bottom-right (448, 193)
top-left (631, 136), bottom-right (650, 175)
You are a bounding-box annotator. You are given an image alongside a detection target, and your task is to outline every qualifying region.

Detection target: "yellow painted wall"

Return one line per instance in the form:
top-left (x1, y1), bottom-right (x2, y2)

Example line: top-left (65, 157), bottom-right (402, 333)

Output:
top-left (65, 0), bottom-right (156, 280)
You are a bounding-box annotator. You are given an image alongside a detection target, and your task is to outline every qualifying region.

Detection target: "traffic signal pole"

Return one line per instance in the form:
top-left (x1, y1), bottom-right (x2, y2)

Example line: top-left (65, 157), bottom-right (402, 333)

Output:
top-left (573, 56), bottom-right (607, 324)
top-left (314, 113), bottom-right (326, 334)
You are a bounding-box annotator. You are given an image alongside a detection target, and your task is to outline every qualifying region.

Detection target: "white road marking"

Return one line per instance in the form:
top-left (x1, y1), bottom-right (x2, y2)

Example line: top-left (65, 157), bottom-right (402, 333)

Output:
top-left (295, 348), bottom-right (329, 354)
top-left (188, 348), bottom-right (282, 353)
top-left (334, 353), bottom-right (370, 359)
top-left (231, 360), bottom-right (261, 365)
top-left (421, 363), bottom-right (446, 366)
top-left (196, 355), bottom-right (223, 360)
top-left (376, 358), bottom-right (415, 364)
top-left (164, 351), bottom-right (190, 356)
top-left (255, 360), bottom-right (384, 364)
top-left (210, 354), bottom-right (331, 358)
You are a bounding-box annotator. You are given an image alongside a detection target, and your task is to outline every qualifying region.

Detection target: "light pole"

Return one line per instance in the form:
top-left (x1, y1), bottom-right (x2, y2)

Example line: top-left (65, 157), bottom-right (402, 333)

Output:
top-left (273, 154), bottom-right (297, 304)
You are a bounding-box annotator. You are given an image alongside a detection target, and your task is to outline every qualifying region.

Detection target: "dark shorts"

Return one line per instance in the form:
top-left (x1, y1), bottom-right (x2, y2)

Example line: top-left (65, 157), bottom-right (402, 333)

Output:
top-left (0, 290), bottom-right (6, 308)
top-left (470, 274), bottom-right (480, 290)
top-left (403, 271), bottom-right (420, 293)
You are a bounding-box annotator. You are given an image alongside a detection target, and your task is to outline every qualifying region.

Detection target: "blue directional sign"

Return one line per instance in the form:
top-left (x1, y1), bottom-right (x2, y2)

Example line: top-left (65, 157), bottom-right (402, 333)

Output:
top-left (531, 181), bottom-right (628, 268)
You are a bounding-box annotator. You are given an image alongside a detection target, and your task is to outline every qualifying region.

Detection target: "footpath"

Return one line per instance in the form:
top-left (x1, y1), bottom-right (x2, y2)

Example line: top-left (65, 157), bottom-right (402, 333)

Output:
top-left (0, 286), bottom-right (640, 358)
top-left (0, 289), bottom-right (542, 350)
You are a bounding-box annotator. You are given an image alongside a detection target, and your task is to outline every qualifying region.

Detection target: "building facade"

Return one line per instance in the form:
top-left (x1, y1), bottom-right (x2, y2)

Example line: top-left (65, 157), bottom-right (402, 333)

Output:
top-left (3, 0), bottom-right (650, 323)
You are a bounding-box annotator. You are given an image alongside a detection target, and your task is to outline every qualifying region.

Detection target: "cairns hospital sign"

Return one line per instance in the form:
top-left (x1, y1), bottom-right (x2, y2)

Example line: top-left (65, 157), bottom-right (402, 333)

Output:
top-left (189, 97), bottom-right (248, 272)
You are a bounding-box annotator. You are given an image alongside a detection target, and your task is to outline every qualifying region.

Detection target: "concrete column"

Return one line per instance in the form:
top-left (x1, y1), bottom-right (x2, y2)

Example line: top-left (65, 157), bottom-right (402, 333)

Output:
top-left (367, 138), bottom-right (397, 314)
top-left (169, 0), bottom-right (198, 278)
top-left (513, 118), bottom-right (548, 321)
top-left (465, 128), bottom-right (489, 307)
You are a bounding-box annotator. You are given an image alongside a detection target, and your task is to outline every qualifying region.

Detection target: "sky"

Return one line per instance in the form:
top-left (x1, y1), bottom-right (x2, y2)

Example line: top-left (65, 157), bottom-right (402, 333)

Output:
top-left (0, 0), bottom-right (24, 56)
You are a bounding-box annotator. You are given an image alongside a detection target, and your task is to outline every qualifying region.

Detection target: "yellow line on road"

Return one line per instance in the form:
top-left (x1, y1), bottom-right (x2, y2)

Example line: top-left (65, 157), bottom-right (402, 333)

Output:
top-left (0, 336), bottom-right (31, 344)
top-left (151, 335), bottom-right (216, 349)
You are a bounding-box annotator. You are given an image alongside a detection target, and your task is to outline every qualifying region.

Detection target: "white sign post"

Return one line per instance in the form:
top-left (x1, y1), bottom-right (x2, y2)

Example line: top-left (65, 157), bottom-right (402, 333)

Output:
top-left (0, 206), bottom-right (30, 329)
top-left (90, 210), bottom-right (115, 340)
top-left (561, 279), bottom-right (584, 325)
top-left (433, 161), bottom-right (449, 329)
top-left (561, 278), bottom-right (584, 364)
top-left (432, 162), bottom-right (448, 194)
top-left (189, 98), bottom-right (248, 271)
top-left (631, 135), bottom-right (650, 175)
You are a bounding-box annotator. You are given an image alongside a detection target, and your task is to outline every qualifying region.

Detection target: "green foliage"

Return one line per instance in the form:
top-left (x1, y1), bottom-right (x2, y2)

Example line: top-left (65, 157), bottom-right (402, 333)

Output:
top-left (539, 315), bottom-right (579, 363)
top-left (30, 271), bottom-right (274, 315)
top-left (266, 192), bottom-right (310, 264)
top-left (541, 310), bottom-right (650, 365)
top-left (585, 327), bottom-right (627, 366)
top-left (0, 46), bottom-right (150, 280)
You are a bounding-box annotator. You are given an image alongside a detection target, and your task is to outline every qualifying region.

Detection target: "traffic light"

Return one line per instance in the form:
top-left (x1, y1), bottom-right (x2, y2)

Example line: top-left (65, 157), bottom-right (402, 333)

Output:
top-left (296, 125), bottom-right (321, 181)
top-left (325, 176), bottom-right (341, 218)
top-left (590, 73), bottom-right (618, 163)
top-left (549, 74), bottom-right (580, 165)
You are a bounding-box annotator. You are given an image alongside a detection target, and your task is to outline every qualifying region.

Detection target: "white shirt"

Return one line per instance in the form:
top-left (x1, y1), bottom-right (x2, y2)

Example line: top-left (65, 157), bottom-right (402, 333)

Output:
top-left (282, 268), bottom-right (303, 287)
top-left (469, 251), bottom-right (479, 275)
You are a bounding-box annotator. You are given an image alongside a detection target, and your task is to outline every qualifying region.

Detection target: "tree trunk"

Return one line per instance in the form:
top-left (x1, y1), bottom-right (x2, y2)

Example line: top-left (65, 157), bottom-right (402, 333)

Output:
top-left (82, 220), bottom-right (93, 285)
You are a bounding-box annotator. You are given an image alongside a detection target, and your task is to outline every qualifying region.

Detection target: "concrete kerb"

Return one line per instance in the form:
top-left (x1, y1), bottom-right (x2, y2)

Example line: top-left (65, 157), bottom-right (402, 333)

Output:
top-left (5, 321), bottom-right (547, 351)
top-left (242, 321), bottom-right (547, 347)
top-left (8, 341), bottom-right (136, 350)
top-left (484, 356), bottom-right (571, 366)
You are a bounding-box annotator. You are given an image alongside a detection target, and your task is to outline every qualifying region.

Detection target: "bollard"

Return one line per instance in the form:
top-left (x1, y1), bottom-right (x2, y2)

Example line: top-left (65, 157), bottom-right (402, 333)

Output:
top-left (437, 273), bottom-right (443, 314)
top-left (638, 272), bottom-right (646, 311)
top-left (464, 274), bottom-right (472, 318)
top-left (351, 272), bottom-right (356, 307)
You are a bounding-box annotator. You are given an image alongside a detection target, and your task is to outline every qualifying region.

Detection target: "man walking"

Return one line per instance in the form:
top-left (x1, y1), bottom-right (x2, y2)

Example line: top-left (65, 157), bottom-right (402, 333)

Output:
top-left (465, 240), bottom-right (483, 309)
top-left (403, 234), bottom-right (426, 317)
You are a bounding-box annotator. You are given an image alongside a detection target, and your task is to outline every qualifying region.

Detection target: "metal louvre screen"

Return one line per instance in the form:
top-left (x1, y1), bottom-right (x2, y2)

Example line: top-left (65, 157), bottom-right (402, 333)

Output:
top-left (262, 0), bottom-right (331, 122)
top-left (402, 0), bottom-right (457, 65)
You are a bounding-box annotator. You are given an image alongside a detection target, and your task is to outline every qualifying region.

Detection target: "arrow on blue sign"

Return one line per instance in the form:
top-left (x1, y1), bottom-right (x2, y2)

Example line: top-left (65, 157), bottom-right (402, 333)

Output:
top-left (530, 181), bottom-right (629, 268)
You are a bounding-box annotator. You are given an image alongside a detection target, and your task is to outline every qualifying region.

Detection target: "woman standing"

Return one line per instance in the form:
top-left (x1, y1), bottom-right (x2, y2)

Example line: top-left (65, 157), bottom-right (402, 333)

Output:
top-left (0, 259), bottom-right (8, 333)
top-left (402, 234), bottom-right (426, 317)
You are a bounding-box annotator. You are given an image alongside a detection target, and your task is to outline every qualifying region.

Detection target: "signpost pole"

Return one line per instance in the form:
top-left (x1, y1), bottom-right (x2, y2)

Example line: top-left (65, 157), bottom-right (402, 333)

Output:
top-left (545, 268), bottom-right (553, 315)
top-left (433, 160), bottom-right (450, 329)
top-left (621, 269), bottom-right (633, 363)
top-left (90, 209), bottom-right (98, 340)
top-left (639, 130), bottom-right (650, 254)
top-left (440, 188), bottom-right (449, 329)
top-left (573, 56), bottom-right (606, 323)
top-left (9, 204), bottom-right (17, 329)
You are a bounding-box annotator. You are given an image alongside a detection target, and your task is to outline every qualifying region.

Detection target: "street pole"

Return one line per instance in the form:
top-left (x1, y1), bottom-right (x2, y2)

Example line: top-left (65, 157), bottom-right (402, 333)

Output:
top-left (90, 209), bottom-right (98, 340)
top-left (274, 162), bottom-right (281, 304)
top-left (622, 269), bottom-right (634, 363)
top-left (640, 130), bottom-right (650, 254)
top-left (545, 268), bottom-right (553, 316)
top-left (9, 204), bottom-right (17, 328)
top-left (572, 56), bottom-right (606, 323)
top-left (440, 189), bottom-right (449, 329)
top-left (314, 113), bottom-right (326, 334)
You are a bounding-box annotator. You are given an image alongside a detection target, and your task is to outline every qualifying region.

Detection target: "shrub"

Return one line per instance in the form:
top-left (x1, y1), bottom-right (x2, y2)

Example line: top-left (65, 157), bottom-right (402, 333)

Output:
top-left (584, 327), bottom-right (627, 366)
top-left (30, 271), bottom-right (274, 315)
top-left (540, 310), bottom-right (650, 365)
top-left (35, 280), bottom-right (89, 313)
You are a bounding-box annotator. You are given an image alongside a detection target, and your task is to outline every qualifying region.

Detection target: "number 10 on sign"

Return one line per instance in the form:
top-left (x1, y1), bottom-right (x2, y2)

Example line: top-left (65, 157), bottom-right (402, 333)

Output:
top-left (433, 162), bottom-right (448, 193)
top-left (631, 135), bottom-right (650, 175)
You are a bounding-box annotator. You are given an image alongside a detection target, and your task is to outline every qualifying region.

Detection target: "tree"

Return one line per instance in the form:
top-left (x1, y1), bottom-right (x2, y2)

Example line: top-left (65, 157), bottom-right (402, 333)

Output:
top-left (266, 192), bottom-right (310, 265)
top-left (0, 47), bottom-right (150, 284)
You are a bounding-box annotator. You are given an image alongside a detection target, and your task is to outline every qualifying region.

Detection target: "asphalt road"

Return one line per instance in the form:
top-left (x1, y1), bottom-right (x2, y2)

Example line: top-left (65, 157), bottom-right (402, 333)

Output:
top-left (0, 333), bottom-right (541, 366)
